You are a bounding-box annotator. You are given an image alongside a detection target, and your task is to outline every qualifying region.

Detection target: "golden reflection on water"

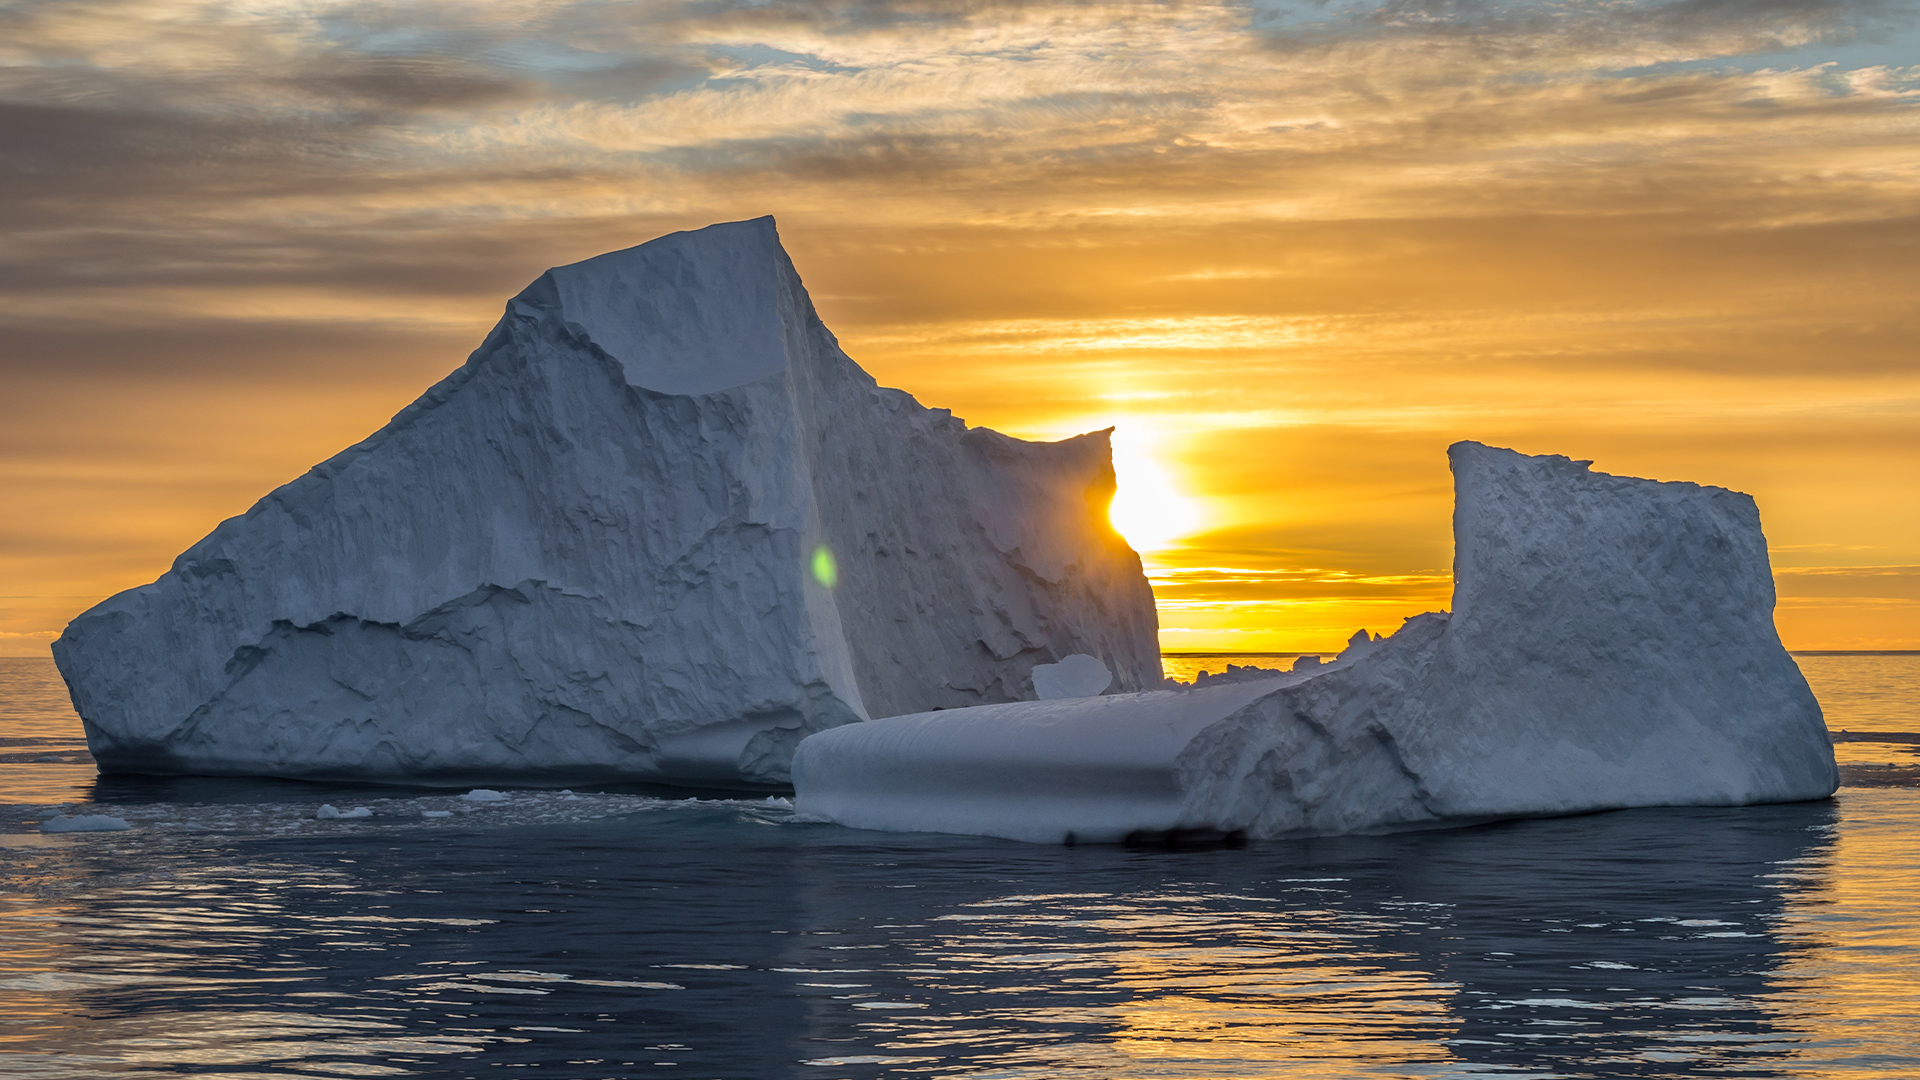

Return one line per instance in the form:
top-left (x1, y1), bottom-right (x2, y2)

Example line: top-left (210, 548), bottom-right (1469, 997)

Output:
top-left (1773, 790), bottom-right (1920, 1071)
top-left (1100, 935), bottom-right (1458, 1079)
top-left (2, 791), bottom-right (1914, 1076)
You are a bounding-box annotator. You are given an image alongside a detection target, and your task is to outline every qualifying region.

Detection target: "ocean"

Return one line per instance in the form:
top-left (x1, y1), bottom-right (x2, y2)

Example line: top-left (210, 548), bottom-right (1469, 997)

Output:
top-left (2, 654), bottom-right (1916, 1078)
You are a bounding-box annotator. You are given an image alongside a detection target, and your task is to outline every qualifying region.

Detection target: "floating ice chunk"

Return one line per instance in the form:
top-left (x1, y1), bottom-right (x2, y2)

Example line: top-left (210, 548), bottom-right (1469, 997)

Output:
top-left (41, 815), bottom-right (131, 833)
top-left (461, 789), bottom-right (507, 802)
top-left (341, 806), bottom-right (372, 819)
top-left (795, 442), bottom-right (1838, 843)
top-left (316, 804), bottom-right (341, 819)
top-left (54, 217), bottom-right (1161, 788)
top-left (422, 810), bottom-right (452, 818)
top-left (1031, 654), bottom-right (1113, 700)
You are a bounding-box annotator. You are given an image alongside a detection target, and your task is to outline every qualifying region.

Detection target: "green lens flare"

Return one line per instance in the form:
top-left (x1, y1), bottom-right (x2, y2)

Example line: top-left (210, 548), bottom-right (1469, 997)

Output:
top-left (810, 545), bottom-right (839, 589)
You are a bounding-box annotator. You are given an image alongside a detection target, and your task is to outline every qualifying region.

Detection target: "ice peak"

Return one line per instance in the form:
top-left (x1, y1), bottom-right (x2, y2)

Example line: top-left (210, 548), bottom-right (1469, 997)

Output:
top-left (532, 216), bottom-right (798, 396)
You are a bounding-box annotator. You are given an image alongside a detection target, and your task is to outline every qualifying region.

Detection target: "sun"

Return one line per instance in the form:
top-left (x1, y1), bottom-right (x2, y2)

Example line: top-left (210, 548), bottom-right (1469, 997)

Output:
top-left (1106, 428), bottom-right (1203, 554)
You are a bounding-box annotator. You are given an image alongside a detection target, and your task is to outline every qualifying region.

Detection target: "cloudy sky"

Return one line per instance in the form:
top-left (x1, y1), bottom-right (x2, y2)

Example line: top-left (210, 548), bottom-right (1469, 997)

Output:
top-left (3, 0), bottom-right (1918, 655)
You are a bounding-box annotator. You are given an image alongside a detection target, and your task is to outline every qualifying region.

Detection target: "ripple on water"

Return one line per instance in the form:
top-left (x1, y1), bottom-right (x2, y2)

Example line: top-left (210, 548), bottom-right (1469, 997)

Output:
top-left (1, 657), bottom-right (1918, 1076)
top-left (0, 791), bottom-right (1915, 1077)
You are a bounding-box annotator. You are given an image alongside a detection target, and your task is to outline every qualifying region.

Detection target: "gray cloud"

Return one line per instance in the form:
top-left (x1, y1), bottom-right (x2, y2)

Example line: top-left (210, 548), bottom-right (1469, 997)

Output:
top-left (0, 322), bottom-right (472, 384)
top-left (0, 0), bottom-right (1914, 367)
top-left (278, 53), bottom-right (536, 112)
top-left (1256, 0), bottom-right (1915, 60)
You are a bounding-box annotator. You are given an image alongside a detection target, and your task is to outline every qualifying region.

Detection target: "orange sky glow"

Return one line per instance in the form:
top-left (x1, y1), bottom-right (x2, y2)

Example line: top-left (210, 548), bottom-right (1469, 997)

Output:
top-left (3, 0), bottom-right (1918, 656)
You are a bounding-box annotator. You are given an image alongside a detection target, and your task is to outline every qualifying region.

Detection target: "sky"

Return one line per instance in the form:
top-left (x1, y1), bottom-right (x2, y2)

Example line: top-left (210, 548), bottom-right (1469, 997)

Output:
top-left (2, 0), bottom-right (1918, 657)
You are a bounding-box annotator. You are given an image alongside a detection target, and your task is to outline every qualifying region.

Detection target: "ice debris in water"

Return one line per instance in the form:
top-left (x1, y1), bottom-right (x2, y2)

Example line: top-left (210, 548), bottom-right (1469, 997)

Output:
top-left (422, 810), bottom-right (452, 818)
top-left (1031, 654), bottom-right (1113, 700)
top-left (793, 442), bottom-right (1839, 844)
top-left (316, 804), bottom-right (339, 819)
top-left (52, 216), bottom-right (1160, 790)
top-left (41, 815), bottom-right (132, 833)
top-left (316, 804), bottom-right (372, 819)
top-left (461, 789), bottom-right (508, 803)
top-left (1192, 663), bottom-right (1289, 688)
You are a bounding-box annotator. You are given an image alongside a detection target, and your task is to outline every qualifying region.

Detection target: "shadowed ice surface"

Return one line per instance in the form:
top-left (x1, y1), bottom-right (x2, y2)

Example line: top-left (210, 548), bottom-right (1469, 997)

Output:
top-left (2, 656), bottom-right (1918, 1077)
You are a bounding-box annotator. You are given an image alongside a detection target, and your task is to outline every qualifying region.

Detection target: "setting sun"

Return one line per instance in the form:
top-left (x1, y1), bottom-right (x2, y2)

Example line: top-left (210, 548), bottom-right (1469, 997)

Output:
top-left (1106, 428), bottom-right (1204, 556)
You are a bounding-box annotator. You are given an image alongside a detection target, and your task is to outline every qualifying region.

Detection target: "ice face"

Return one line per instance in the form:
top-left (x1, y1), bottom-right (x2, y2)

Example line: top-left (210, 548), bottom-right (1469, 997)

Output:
top-left (542, 216), bottom-right (791, 395)
top-left (1177, 443), bottom-right (1837, 837)
top-left (794, 442), bottom-right (1838, 843)
top-left (53, 218), bottom-right (1161, 788)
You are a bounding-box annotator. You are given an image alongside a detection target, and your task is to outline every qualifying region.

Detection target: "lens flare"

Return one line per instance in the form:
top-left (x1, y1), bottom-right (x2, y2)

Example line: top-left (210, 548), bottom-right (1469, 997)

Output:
top-left (811, 545), bottom-right (839, 589)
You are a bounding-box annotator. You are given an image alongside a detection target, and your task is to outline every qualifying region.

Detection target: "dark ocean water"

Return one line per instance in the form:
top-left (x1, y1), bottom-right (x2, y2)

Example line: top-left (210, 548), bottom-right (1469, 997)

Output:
top-left (2, 655), bottom-right (1917, 1078)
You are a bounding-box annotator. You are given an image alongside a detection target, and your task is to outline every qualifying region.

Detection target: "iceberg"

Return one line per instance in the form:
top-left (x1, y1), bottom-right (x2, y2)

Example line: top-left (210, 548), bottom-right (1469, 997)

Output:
top-left (53, 217), bottom-right (1160, 787)
top-left (792, 442), bottom-right (1838, 843)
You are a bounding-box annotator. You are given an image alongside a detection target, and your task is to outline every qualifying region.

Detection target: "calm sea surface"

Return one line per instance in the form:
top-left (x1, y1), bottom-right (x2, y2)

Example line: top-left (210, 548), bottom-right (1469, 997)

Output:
top-left (2, 655), bottom-right (1917, 1078)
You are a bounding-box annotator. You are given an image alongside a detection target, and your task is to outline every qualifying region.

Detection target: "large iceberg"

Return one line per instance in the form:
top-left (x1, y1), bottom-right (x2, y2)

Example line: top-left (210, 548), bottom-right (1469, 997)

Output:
top-left (54, 217), bottom-right (1161, 786)
top-left (793, 442), bottom-right (1838, 842)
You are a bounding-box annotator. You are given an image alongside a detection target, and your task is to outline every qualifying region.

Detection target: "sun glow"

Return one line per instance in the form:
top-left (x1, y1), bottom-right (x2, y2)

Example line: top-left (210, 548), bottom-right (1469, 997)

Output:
top-left (1107, 428), bottom-right (1204, 555)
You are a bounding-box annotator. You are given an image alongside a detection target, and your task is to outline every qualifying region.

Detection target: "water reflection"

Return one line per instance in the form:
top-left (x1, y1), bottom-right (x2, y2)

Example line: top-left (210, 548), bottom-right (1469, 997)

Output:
top-left (1, 792), bottom-right (1869, 1078)
top-left (1768, 792), bottom-right (1920, 1076)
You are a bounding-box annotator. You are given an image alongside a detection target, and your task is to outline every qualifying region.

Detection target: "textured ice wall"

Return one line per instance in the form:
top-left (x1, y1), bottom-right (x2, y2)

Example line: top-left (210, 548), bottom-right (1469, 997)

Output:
top-left (793, 442), bottom-right (1837, 842)
top-left (54, 218), bottom-right (1161, 786)
top-left (1179, 442), bottom-right (1837, 836)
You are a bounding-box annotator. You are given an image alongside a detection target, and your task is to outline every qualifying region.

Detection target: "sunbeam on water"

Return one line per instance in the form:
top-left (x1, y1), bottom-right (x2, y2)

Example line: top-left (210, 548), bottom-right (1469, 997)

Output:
top-left (2, 656), bottom-right (1919, 1077)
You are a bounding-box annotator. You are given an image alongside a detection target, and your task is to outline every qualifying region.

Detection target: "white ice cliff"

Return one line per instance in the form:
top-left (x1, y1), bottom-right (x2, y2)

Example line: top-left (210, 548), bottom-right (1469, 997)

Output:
top-left (53, 217), bottom-right (1161, 786)
top-left (792, 442), bottom-right (1839, 842)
